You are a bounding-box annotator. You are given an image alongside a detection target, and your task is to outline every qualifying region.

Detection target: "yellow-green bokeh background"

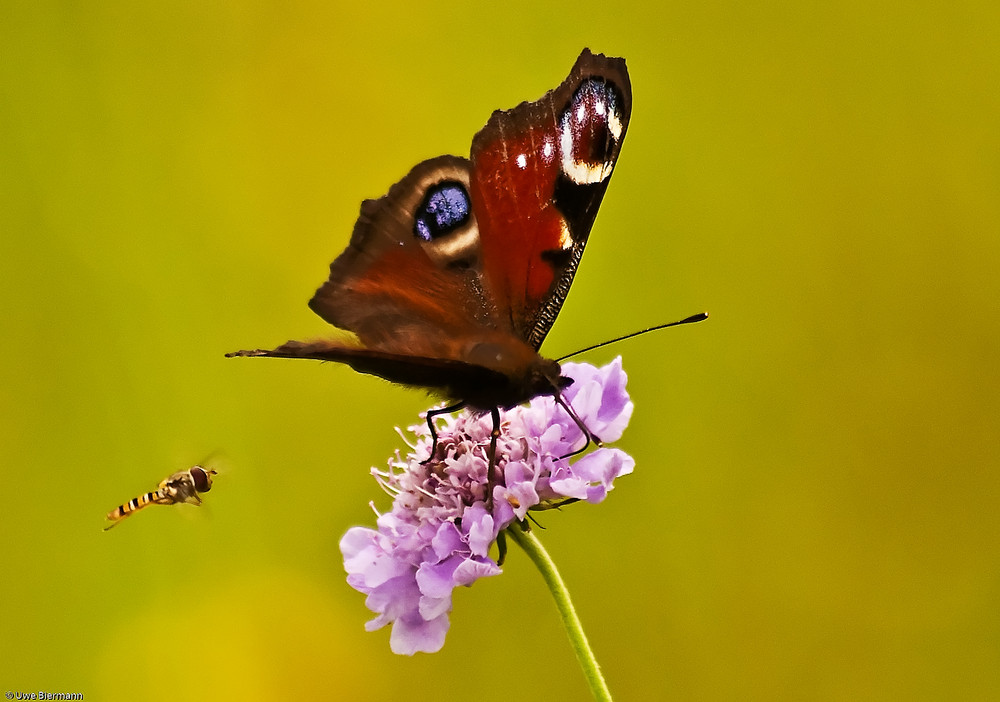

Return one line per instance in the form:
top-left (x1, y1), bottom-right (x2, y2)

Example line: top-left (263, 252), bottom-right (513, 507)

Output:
top-left (2, 2), bottom-right (998, 700)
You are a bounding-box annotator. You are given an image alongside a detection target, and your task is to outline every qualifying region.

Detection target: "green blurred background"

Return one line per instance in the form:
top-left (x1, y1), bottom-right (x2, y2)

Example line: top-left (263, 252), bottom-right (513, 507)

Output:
top-left (2, 2), bottom-right (998, 700)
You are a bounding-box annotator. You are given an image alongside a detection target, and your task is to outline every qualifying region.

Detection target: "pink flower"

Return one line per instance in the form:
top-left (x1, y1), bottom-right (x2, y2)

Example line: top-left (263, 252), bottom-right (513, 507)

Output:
top-left (340, 358), bottom-right (634, 654)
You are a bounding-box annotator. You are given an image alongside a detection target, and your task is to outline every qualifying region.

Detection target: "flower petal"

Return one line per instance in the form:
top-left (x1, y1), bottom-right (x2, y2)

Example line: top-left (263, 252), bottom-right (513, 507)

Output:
top-left (390, 612), bottom-right (450, 655)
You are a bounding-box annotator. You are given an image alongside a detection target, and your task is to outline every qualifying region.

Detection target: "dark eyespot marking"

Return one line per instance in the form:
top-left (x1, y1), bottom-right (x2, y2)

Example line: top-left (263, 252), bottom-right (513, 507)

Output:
top-left (552, 173), bottom-right (608, 243)
top-left (540, 246), bottom-right (573, 269)
top-left (559, 78), bottom-right (625, 185)
top-left (413, 181), bottom-right (472, 241)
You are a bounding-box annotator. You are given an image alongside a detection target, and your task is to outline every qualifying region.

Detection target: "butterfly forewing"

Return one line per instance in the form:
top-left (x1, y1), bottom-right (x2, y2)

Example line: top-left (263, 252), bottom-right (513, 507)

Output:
top-left (470, 48), bottom-right (631, 349)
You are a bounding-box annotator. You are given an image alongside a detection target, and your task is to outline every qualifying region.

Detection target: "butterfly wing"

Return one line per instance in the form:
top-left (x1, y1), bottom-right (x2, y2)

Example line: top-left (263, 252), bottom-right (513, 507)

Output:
top-left (470, 48), bottom-right (631, 349)
top-left (309, 48), bottom-right (631, 356)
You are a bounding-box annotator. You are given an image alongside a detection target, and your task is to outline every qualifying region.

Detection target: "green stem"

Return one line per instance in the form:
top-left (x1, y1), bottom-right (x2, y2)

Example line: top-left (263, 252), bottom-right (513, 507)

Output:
top-left (507, 524), bottom-right (613, 702)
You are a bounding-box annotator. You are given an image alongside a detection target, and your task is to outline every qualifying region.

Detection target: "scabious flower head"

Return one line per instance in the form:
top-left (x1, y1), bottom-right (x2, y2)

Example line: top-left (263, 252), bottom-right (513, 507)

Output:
top-left (339, 357), bottom-right (635, 654)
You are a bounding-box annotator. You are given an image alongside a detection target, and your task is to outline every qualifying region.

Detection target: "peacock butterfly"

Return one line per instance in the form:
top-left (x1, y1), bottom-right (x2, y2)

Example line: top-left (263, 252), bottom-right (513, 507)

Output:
top-left (228, 48), bottom-right (632, 459)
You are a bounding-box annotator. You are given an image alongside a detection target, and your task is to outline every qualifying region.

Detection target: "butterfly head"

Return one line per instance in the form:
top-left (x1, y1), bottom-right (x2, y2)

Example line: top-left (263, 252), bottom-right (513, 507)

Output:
top-left (459, 339), bottom-right (570, 410)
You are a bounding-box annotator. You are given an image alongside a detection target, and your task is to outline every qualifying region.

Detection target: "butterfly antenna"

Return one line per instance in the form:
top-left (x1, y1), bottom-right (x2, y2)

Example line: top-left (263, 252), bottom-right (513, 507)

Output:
top-left (556, 312), bottom-right (708, 362)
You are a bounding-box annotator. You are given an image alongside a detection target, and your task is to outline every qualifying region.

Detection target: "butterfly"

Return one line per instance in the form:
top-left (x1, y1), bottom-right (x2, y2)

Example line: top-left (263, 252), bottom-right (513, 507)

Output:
top-left (228, 48), bottom-right (632, 466)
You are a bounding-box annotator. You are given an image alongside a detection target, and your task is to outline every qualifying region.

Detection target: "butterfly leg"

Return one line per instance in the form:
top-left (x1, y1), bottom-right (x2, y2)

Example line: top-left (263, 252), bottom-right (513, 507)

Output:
top-left (553, 392), bottom-right (603, 460)
top-left (486, 406), bottom-right (501, 511)
top-left (421, 401), bottom-right (467, 464)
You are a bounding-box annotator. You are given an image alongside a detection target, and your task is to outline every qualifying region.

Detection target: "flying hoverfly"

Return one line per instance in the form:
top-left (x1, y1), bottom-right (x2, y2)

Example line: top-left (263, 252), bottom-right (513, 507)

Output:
top-left (104, 464), bottom-right (217, 531)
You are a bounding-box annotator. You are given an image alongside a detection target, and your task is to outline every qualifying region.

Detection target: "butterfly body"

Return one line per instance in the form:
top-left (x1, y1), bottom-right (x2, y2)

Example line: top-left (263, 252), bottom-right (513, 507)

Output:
top-left (229, 49), bottom-right (631, 415)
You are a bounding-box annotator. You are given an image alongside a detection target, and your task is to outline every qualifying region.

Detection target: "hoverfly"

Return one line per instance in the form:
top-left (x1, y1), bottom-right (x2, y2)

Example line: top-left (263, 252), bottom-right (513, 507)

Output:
top-left (104, 464), bottom-right (217, 530)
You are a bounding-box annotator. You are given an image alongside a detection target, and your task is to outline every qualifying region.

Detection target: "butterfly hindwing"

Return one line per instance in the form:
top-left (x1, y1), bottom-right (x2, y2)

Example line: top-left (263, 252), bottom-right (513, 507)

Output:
top-left (308, 156), bottom-right (493, 358)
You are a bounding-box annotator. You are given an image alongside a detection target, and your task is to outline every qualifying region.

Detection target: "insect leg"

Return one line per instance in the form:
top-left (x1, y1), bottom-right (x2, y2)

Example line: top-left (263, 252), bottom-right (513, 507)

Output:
top-left (486, 406), bottom-right (501, 511)
top-left (553, 391), bottom-right (603, 459)
top-left (421, 401), bottom-right (466, 464)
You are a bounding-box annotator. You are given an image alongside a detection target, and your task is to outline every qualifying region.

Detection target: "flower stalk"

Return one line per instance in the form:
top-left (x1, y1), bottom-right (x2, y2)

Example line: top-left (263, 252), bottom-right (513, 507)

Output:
top-left (507, 523), bottom-right (613, 702)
